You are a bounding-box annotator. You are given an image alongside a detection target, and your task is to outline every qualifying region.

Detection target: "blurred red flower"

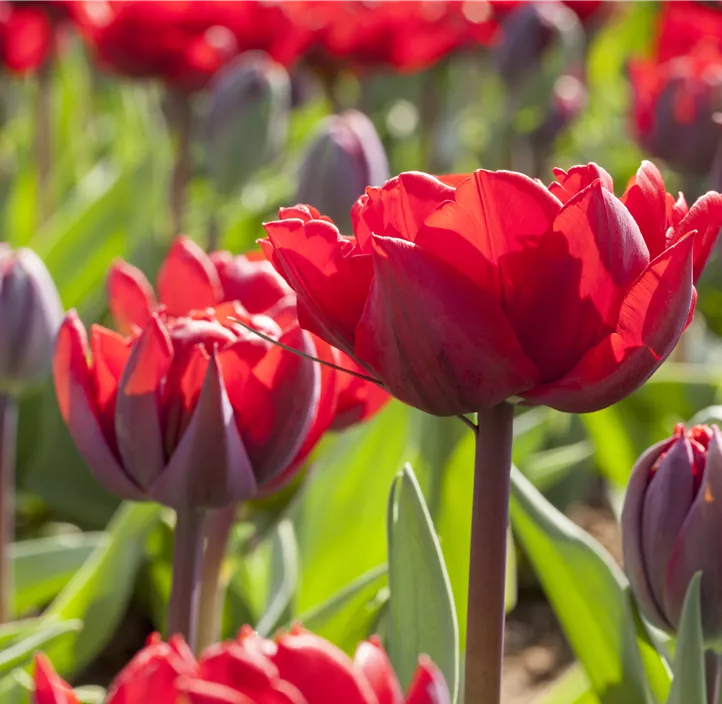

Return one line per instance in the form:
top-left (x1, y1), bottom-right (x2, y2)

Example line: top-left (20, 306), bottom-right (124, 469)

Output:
top-left (656, 1), bottom-right (722, 64)
top-left (262, 162), bottom-right (722, 416)
top-left (34, 626), bottom-right (450, 704)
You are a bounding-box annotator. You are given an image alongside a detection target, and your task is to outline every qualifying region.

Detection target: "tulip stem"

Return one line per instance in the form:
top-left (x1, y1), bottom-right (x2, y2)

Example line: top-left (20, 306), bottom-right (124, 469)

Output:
top-left (464, 402), bottom-right (514, 704)
top-left (706, 650), bottom-right (722, 704)
top-left (196, 505), bottom-right (237, 652)
top-left (0, 396), bottom-right (17, 624)
top-left (167, 508), bottom-right (205, 651)
top-left (168, 91), bottom-right (193, 236)
top-left (36, 59), bottom-right (53, 226)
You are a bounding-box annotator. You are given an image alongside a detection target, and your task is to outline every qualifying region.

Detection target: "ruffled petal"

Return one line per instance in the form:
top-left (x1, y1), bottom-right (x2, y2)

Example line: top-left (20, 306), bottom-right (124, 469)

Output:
top-left (547, 163), bottom-right (614, 204)
top-left (620, 161), bottom-right (668, 259)
top-left (157, 237), bottom-right (222, 316)
top-left (115, 315), bottom-right (173, 490)
top-left (107, 259), bottom-right (156, 335)
top-left (263, 217), bottom-right (372, 355)
top-left (330, 350), bottom-right (389, 431)
top-left (355, 236), bottom-right (538, 415)
top-left (150, 351), bottom-right (257, 509)
top-left (53, 312), bottom-right (143, 500)
top-left (353, 637), bottom-right (403, 704)
top-left (179, 681), bottom-right (255, 704)
top-left (404, 657), bottom-right (451, 704)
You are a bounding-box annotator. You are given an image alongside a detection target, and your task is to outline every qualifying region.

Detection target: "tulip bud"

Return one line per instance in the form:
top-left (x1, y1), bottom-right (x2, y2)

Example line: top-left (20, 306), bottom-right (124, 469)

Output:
top-left (622, 424), bottom-right (722, 645)
top-left (202, 51), bottom-right (290, 196)
top-left (295, 109), bottom-right (389, 233)
top-left (0, 245), bottom-right (62, 394)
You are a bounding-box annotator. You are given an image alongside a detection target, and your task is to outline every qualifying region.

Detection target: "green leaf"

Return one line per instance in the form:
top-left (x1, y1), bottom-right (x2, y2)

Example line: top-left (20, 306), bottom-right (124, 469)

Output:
top-left (536, 665), bottom-right (600, 704)
top-left (297, 565), bottom-right (388, 655)
top-left (666, 574), bottom-right (706, 704)
top-left (0, 620), bottom-right (41, 650)
top-left (255, 520), bottom-right (298, 637)
top-left (0, 619), bottom-right (82, 678)
top-left (38, 502), bottom-right (162, 677)
top-left (387, 464), bottom-right (458, 700)
top-left (436, 433), bottom-right (517, 651)
top-left (12, 533), bottom-right (106, 616)
top-left (509, 467), bottom-right (661, 704)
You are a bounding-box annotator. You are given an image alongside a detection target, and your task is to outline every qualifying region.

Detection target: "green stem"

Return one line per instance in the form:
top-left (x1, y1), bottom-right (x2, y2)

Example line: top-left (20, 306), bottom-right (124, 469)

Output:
top-left (464, 402), bottom-right (514, 704)
top-left (36, 60), bottom-right (53, 226)
top-left (196, 505), bottom-right (236, 651)
top-left (0, 396), bottom-right (16, 623)
top-left (167, 508), bottom-right (205, 650)
top-left (706, 650), bottom-right (722, 704)
top-left (168, 91), bottom-right (193, 236)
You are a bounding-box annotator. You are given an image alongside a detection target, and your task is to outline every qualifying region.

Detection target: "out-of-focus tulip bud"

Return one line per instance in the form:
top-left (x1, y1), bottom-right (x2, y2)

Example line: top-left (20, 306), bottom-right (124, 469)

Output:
top-left (202, 51), bottom-right (290, 196)
top-left (629, 48), bottom-right (722, 177)
top-left (32, 626), bottom-right (451, 704)
top-left (493, 2), bottom-right (583, 87)
top-left (295, 109), bottom-right (389, 232)
top-left (0, 245), bottom-right (62, 394)
top-left (32, 653), bottom-right (80, 704)
top-left (622, 424), bottom-right (722, 644)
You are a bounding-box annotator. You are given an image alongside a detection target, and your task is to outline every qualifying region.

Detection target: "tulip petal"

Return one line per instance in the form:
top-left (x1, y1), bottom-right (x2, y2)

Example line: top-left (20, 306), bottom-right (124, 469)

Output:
top-left (548, 163), bottom-right (614, 204)
top-left (352, 172), bottom-right (455, 250)
top-left (157, 237), bottom-right (222, 317)
top-left (115, 316), bottom-right (173, 490)
top-left (89, 325), bottom-right (131, 426)
top-left (667, 191), bottom-right (722, 282)
top-left (664, 427), bottom-right (722, 638)
top-left (263, 217), bottom-right (372, 355)
top-left (53, 313), bottom-right (144, 501)
top-left (234, 326), bottom-right (320, 485)
top-left (33, 653), bottom-right (80, 704)
top-left (620, 161), bottom-right (668, 259)
top-left (523, 233), bottom-right (694, 412)
top-left (641, 436), bottom-right (697, 621)
top-left (150, 351), bottom-right (257, 509)
top-left (354, 637), bottom-right (404, 704)
top-left (181, 681), bottom-right (254, 704)
top-left (621, 439), bottom-right (676, 632)
top-left (107, 259), bottom-right (156, 334)
top-left (331, 350), bottom-right (390, 431)
top-left (355, 236), bottom-right (538, 415)
top-left (270, 629), bottom-right (378, 704)
top-left (404, 657), bottom-right (451, 704)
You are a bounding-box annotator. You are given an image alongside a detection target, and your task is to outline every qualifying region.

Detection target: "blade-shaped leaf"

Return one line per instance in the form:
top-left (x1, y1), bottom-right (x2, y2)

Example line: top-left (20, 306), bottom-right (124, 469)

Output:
top-left (0, 619), bottom-right (81, 678)
top-left (387, 464), bottom-right (458, 700)
top-left (509, 467), bottom-right (665, 704)
top-left (666, 573), bottom-right (705, 704)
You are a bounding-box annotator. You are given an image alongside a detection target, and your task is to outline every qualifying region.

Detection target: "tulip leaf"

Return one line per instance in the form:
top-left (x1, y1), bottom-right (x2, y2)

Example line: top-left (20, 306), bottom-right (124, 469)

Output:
top-left (37, 501), bottom-right (163, 677)
top-left (536, 665), bottom-right (600, 704)
top-left (255, 519), bottom-right (298, 637)
top-left (387, 464), bottom-right (458, 701)
top-left (12, 532), bottom-right (106, 616)
top-left (0, 619), bottom-right (42, 650)
top-left (296, 565), bottom-right (388, 655)
top-left (509, 467), bottom-right (666, 704)
top-left (666, 574), bottom-right (706, 704)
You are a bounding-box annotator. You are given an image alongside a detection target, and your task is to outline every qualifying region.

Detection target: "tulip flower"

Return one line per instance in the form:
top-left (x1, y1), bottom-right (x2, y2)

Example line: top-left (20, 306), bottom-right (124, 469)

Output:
top-left (296, 110), bottom-right (389, 233)
top-left (622, 424), bottom-right (722, 643)
top-left (33, 653), bottom-right (80, 704)
top-left (33, 627), bottom-right (451, 704)
top-left (262, 162), bottom-right (722, 417)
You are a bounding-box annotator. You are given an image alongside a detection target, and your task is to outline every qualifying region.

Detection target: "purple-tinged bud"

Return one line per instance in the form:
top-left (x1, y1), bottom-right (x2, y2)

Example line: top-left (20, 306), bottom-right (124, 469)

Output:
top-left (622, 424), bottom-right (722, 645)
top-left (0, 246), bottom-right (62, 394)
top-left (295, 109), bottom-right (389, 232)
top-left (202, 51), bottom-right (290, 196)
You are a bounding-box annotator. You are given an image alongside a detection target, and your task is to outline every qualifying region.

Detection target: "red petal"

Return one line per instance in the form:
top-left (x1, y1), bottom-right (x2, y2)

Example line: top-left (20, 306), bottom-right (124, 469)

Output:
top-left (33, 653), bottom-right (80, 704)
top-left (548, 163), bottom-right (614, 204)
top-left (353, 172), bottom-right (455, 250)
top-left (620, 161), bottom-right (668, 259)
top-left (107, 259), bottom-right (156, 335)
top-left (4, 8), bottom-right (51, 73)
top-left (115, 316), bottom-right (172, 490)
top-left (151, 351), bottom-right (257, 509)
top-left (355, 236), bottom-right (538, 415)
top-left (353, 637), bottom-right (404, 704)
top-left (263, 217), bottom-right (372, 355)
top-left (180, 680), bottom-right (253, 704)
top-left (157, 237), bottom-right (222, 316)
top-left (404, 658), bottom-right (451, 704)
top-left (270, 630), bottom-right (377, 704)
top-left (89, 325), bottom-right (130, 424)
top-left (330, 351), bottom-right (390, 431)
top-left (523, 233), bottom-right (695, 412)
top-left (667, 191), bottom-right (722, 282)
top-left (666, 192), bottom-right (688, 228)
top-left (53, 313), bottom-right (143, 500)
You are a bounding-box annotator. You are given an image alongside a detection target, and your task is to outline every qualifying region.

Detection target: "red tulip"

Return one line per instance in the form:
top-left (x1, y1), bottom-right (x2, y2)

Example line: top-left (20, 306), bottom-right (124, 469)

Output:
top-left (34, 627), bottom-right (450, 704)
top-left (54, 238), bottom-right (321, 509)
top-left (655, 1), bottom-right (722, 65)
top-left (32, 653), bottom-right (80, 704)
top-left (262, 162), bottom-right (722, 416)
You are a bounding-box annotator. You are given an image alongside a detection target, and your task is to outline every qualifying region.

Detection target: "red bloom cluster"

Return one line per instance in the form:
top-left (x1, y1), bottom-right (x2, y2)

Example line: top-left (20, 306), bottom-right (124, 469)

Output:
top-left (629, 1), bottom-right (722, 176)
top-left (262, 163), bottom-right (722, 416)
top-left (54, 237), bottom-right (386, 509)
top-left (34, 626), bottom-right (449, 704)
